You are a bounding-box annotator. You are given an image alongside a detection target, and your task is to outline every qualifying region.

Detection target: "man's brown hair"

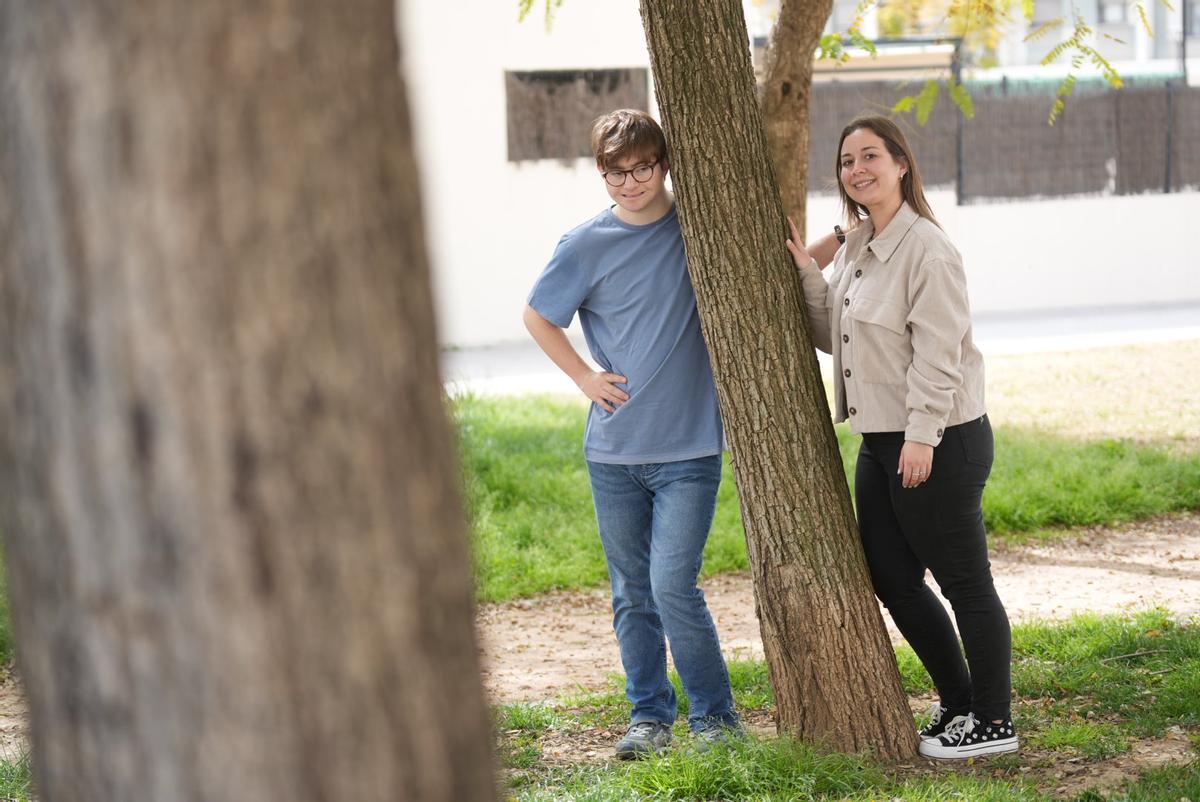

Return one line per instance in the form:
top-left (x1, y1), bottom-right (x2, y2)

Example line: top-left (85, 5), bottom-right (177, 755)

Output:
top-left (590, 109), bottom-right (668, 170)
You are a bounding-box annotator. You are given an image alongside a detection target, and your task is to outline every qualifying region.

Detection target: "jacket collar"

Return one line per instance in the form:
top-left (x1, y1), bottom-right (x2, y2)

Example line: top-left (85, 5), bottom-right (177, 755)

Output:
top-left (865, 202), bottom-right (920, 263)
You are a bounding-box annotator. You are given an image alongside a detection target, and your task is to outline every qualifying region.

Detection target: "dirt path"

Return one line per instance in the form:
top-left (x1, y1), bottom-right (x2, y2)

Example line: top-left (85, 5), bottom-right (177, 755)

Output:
top-left (477, 512), bottom-right (1200, 703)
top-left (0, 514), bottom-right (1194, 760)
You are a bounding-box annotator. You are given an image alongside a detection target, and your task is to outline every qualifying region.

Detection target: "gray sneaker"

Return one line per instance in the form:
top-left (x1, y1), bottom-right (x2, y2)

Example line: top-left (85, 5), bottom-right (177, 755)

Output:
top-left (615, 721), bottom-right (673, 759)
top-left (693, 720), bottom-right (746, 753)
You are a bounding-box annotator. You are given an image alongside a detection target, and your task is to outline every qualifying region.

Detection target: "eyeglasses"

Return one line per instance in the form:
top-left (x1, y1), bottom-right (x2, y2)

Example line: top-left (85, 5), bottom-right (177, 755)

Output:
top-left (602, 160), bottom-right (659, 187)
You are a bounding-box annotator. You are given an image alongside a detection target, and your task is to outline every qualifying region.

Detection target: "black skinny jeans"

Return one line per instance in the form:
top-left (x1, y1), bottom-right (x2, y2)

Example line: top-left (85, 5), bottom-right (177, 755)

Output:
top-left (857, 414), bottom-right (1012, 721)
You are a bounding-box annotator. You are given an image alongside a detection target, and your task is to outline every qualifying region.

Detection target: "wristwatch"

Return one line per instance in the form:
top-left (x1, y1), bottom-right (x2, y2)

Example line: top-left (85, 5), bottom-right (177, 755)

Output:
top-left (834, 225), bottom-right (846, 245)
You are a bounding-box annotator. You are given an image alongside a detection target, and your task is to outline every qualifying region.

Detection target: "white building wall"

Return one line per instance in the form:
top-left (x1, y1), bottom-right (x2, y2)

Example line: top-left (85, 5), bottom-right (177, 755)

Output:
top-left (807, 190), bottom-right (1198, 318)
top-left (400, 0), bottom-right (653, 348)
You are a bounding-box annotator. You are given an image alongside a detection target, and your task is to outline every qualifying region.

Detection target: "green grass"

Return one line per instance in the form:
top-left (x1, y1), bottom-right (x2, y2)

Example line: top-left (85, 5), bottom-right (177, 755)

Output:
top-left (498, 702), bottom-right (565, 733)
top-left (1010, 611), bottom-right (1200, 736)
top-left (0, 752), bottom-right (32, 801)
top-left (453, 394), bottom-right (1200, 601)
top-left (984, 432), bottom-right (1200, 535)
top-left (501, 613), bottom-right (1200, 802)
top-left (1028, 721), bottom-right (1128, 759)
top-left (0, 547), bottom-right (12, 666)
top-left (516, 738), bottom-right (885, 802)
top-left (515, 657), bottom-right (777, 734)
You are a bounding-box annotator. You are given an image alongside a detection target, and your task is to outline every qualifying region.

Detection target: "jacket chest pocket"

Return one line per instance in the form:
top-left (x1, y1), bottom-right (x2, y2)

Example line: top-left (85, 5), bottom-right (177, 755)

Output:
top-left (847, 297), bottom-right (911, 384)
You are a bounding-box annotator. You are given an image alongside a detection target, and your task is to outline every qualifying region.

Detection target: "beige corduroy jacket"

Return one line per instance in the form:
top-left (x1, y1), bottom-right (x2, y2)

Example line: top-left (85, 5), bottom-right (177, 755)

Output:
top-left (798, 202), bottom-right (986, 447)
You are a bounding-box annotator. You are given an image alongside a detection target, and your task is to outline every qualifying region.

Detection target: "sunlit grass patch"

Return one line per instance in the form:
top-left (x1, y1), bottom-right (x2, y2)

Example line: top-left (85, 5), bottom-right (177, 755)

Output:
top-left (456, 394), bottom-right (1200, 602)
top-left (498, 701), bottom-right (566, 734)
top-left (516, 735), bottom-right (883, 802)
top-left (1011, 611), bottom-right (1200, 735)
top-left (500, 613), bottom-right (1200, 801)
top-left (727, 658), bottom-right (774, 710)
top-left (1028, 720), bottom-right (1128, 759)
top-left (896, 643), bottom-right (935, 695)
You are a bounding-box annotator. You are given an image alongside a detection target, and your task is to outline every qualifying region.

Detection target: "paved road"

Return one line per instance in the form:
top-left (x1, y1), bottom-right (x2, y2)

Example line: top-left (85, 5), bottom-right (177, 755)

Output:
top-left (443, 301), bottom-right (1200, 396)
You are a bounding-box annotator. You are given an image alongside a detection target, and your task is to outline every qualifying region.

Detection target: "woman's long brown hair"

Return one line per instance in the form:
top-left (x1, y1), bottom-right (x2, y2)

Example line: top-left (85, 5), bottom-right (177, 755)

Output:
top-left (836, 115), bottom-right (939, 229)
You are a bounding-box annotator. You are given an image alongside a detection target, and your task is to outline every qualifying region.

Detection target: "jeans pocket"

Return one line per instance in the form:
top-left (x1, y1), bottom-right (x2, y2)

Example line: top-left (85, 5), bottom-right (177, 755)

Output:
top-left (958, 417), bottom-right (994, 469)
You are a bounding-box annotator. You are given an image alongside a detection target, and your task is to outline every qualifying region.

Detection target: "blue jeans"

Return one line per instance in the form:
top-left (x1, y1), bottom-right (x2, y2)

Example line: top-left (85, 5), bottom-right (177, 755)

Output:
top-left (586, 454), bottom-right (738, 731)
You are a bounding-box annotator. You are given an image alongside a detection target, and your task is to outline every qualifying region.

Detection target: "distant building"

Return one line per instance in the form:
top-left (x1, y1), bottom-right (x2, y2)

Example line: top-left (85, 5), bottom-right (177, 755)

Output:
top-left (401, 0), bottom-right (1196, 347)
top-left (747, 0), bottom-right (1198, 80)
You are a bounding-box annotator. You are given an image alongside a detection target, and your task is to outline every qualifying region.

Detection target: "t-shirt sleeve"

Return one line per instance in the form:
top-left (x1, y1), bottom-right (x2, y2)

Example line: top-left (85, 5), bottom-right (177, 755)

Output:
top-left (527, 234), bottom-right (591, 329)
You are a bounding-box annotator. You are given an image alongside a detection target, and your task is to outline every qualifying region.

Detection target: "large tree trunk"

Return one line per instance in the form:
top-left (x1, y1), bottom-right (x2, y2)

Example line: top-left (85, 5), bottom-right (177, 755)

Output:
top-left (0, 3), bottom-right (497, 800)
top-left (761, 0), bottom-right (835, 234)
top-left (639, 0), bottom-right (917, 759)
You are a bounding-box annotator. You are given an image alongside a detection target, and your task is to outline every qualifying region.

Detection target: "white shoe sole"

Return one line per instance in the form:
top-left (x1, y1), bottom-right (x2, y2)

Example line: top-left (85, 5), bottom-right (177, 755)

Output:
top-left (919, 736), bottom-right (1019, 759)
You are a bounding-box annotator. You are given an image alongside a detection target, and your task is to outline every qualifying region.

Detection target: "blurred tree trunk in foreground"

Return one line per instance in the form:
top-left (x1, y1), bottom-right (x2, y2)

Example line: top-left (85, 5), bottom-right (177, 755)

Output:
top-left (640, 0), bottom-right (918, 760)
top-left (0, 2), bottom-right (497, 800)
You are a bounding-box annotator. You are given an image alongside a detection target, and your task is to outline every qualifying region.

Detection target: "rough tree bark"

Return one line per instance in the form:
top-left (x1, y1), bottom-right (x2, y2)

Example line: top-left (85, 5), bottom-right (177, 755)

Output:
top-left (761, 0), bottom-right (836, 234)
top-left (639, 0), bottom-right (918, 759)
top-left (0, 3), bottom-right (497, 800)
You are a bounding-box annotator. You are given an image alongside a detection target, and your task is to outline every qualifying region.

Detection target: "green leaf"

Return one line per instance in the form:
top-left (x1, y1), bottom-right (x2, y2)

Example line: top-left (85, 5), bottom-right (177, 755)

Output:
top-left (1040, 36), bottom-right (1076, 65)
top-left (947, 78), bottom-right (975, 119)
top-left (818, 32), bottom-right (846, 61)
top-left (915, 79), bottom-right (940, 125)
top-left (1022, 0), bottom-right (1036, 18)
top-left (1135, 3), bottom-right (1154, 37)
top-left (892, 94), bottom-right (919, 113)
top-left (1048, 97), bottom-right (1066, 126)
top-left (544, 0), bottom-right (564, 29)
top-left (1049, 73), bottom-right (1077, 125)
top-left (516, 0), bottom-right (563, 30)
top-left (848, 27), bottom-right (879, 56)
top-left (1080, 43), bottom-right (1124, 87)
top-left (1025, 17), bottom-right (1065, 42)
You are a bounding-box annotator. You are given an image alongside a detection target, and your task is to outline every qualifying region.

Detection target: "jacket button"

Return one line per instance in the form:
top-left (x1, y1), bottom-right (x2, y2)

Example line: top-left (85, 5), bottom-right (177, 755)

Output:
top-left (844, 369), bottom-right (851, 377)
top-left (844, 298), bottom-right (850, 307)
top-left (842, 334), bottom-right (849, 343)
top-left (849, 407), bottom-right (857, 415)
top-left (936, 428), bottom-right (943, 437)
top-left (855, 269), bottom-right (862, 278)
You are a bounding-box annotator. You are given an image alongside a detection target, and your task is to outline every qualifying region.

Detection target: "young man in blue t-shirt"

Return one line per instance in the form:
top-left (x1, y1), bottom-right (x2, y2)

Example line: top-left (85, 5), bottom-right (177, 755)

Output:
top-left (522, 109), bottom-right (739, 758)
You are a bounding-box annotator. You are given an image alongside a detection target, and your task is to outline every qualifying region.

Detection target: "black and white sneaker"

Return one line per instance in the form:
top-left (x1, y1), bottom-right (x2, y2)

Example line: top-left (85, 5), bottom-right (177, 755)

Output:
top-left (918, 713), bottom-right (1019, 759)
top-left (918, 702), bottom-right (970, 741)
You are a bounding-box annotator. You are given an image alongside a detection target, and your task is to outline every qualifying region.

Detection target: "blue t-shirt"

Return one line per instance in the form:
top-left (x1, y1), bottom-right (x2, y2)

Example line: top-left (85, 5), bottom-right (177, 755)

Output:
top-left (527, 204), bottom-right (724, 464)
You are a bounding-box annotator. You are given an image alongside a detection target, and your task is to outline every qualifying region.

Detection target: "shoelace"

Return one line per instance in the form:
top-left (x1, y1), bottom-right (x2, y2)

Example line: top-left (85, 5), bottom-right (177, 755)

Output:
top-left (940, 712), bottom-right (977, 743)
top-left (627, 721), bottom-right (659, 738)
top-left (924, 703), bottom-right (945, 728)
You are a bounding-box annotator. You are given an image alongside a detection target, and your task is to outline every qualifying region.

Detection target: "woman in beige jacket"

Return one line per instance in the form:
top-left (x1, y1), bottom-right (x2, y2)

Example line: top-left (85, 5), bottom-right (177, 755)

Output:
top-left (787, 116), bottom-right (1016, 760)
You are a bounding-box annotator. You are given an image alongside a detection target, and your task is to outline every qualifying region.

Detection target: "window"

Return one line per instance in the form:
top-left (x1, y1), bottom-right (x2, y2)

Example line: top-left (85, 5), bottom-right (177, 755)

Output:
top-left (505, 69), bottom-right (650, 162)
top-left (1099, 0), bottom-right (1127, 23)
